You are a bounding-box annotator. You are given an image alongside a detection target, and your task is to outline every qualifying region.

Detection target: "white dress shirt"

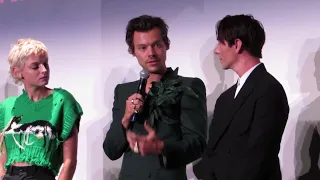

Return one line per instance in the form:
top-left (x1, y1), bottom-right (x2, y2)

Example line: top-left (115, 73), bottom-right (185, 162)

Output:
top-left (234, 63), bottom-right (261, 98)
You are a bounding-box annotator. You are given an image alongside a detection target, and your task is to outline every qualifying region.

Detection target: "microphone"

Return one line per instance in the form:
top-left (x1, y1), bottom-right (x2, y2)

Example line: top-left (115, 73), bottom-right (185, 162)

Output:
top-left (131, 69), bottom-right (149, 122)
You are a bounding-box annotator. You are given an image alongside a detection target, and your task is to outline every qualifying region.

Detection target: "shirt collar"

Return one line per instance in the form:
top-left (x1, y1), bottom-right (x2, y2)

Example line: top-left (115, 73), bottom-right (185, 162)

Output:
top-left (238, 63), bottom-right (261, 87)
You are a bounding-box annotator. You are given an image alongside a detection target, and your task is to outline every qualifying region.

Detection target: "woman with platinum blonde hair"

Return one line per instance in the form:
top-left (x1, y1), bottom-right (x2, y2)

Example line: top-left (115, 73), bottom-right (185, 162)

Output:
top-left (0, 38), bottom-right (83, 180)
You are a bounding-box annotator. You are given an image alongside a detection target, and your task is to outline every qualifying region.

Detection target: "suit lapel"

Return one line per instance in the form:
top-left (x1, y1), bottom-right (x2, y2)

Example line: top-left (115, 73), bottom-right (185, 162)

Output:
top-left (210, 63), bottom-right (266, 150)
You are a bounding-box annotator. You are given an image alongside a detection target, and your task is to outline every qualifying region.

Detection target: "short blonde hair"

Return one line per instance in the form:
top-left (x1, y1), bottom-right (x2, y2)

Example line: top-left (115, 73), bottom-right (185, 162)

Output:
top-left (8, 38), bottom-right (48, 85)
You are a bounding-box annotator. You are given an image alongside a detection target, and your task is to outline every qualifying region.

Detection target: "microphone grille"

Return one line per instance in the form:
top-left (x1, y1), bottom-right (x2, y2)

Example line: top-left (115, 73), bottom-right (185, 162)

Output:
top-left (140, 69), bottom-right (149, 79)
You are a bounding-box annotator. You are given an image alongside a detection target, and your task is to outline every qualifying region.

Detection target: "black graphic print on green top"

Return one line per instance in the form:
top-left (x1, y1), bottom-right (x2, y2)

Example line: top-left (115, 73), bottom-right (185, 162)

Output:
top-left (4, 116), bottom-right (58, 149)
top-left (0, 88), bottom-right (83, 175)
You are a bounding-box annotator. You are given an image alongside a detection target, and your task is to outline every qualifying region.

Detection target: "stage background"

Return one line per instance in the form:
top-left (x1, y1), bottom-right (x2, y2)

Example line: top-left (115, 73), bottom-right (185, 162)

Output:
top-left (1, 0), bottom-right (320, 179)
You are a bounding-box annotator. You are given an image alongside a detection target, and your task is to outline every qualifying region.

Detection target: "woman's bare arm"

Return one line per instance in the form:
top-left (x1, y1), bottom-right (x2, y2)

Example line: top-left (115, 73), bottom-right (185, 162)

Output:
top-left (0, 137), bottom-right (7, 177)
top-left (58, 126), bottom-right (78, 180)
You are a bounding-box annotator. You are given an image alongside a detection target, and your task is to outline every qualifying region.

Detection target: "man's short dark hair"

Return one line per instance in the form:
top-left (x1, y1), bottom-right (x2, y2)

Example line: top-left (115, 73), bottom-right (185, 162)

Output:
top-left (216, 14), bottom-right (265, 58)
top-left (125, 15), bottom-right (170, 54)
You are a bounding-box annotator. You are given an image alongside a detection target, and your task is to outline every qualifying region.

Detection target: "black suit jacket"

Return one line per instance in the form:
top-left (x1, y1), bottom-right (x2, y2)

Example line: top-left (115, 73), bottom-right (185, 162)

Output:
top-left (103, 69), bottom-right (207, 180)
top-left (194, 64), bottom-right (289, 180)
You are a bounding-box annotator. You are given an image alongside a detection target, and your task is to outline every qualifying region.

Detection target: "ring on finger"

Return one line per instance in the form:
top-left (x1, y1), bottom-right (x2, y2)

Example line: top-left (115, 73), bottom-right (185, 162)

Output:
top-left (131, 99), bottom-right (134, 104)
top-left (133, 141), bottom-right (139, 153)
top-left (133, 104), bottom-right (139, 113)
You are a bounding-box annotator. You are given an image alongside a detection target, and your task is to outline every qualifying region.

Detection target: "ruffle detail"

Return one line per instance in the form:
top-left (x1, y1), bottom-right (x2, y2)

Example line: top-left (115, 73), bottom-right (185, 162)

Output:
top-left (5, 140), bottom-right (61, 175)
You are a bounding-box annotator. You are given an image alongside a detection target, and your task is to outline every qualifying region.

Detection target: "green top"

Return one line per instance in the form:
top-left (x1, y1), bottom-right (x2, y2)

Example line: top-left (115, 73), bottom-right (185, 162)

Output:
top-left (0, 88), bottom-right (83, 175)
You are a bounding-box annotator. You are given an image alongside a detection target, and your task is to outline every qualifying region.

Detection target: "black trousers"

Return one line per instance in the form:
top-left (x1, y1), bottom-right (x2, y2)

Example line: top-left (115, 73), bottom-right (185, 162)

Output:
top-left (2, 165), bottom-right (55, 180)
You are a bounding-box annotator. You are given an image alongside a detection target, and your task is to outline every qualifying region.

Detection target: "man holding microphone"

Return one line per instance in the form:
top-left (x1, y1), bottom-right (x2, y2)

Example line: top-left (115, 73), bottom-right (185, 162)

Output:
top-left (103, 15), bottom-right (207, 180)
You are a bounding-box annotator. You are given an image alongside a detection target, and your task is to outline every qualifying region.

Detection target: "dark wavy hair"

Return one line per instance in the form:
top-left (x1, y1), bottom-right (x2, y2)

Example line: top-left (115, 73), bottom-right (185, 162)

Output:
top-left (125, 15), bottom-right (170, 54)
top-left (216, 14), bottom-right (265, 58)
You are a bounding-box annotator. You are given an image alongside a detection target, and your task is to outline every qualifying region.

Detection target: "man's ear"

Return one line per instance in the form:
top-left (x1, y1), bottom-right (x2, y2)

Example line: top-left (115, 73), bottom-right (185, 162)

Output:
top-left (166, 39), bottom-right (170, 50)
top-left (234, 39), bottom-right (243, 53)
top-left (130, 48), bottom-right (136, 57)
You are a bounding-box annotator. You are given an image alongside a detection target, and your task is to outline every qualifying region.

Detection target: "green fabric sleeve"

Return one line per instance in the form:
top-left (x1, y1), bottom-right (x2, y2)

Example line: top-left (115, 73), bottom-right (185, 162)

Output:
top-left (60, 93), bottom-right (83, 141)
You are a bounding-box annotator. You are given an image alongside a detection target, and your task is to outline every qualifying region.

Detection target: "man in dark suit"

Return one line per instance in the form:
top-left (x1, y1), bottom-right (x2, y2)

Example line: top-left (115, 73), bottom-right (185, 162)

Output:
top-left (103, 15), bottom-right (207, 180)
top-left (194, 14), bottom-right (290, 180)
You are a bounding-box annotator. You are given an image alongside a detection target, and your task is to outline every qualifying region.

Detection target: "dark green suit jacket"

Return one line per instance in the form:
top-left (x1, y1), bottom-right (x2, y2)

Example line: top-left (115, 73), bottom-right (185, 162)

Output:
top-left (103, 70), bottom-right (207, 180)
